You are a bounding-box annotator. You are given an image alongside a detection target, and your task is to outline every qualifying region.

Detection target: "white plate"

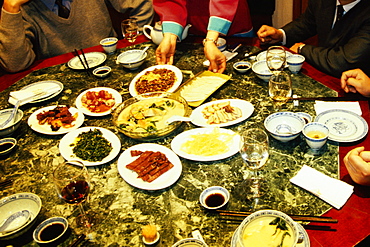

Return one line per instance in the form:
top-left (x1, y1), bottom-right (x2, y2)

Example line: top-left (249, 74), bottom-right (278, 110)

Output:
top-left (117, 143), bottom-right (182, 190)
top-left (75, 87), bottom-right (122, 116)
top-left (191, 99), bottom-right (254, 127)
top-left (59, 127), bottom-right (121, 166)
top-left (28, 105), bottom-right (84, 135)
top-left (256, 50), bottom-right (293, 62)
top-left (171, 127), bottom-right (241, 161)
top-left (129, 65), bottom-right (183, 97)
top-left (230, 223), bottom-right (310, 247)
top-left (14, 80), bottom-right (63, 104)
top-left (67, 52), bottom-right (107, 70)
top-left (314, 109), bottom-right (368, 142)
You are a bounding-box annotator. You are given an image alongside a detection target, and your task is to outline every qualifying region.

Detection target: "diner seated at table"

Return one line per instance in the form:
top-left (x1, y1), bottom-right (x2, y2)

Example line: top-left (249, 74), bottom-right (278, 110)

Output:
top-left (0, 0), bottom-right (153, 73)
top-left (256, 0), bottom-right (370, 78)
top-left (153, 0), bottom-right (254, 74)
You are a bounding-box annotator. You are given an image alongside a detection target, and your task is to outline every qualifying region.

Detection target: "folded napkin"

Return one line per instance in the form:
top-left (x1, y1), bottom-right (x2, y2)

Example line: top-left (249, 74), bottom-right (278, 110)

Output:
top-left (314, 101), bottom-right (362, 116)
top-left (8, 84), bottom-right (60, 106)
top-left (290, 165), bottom-right (354, 209)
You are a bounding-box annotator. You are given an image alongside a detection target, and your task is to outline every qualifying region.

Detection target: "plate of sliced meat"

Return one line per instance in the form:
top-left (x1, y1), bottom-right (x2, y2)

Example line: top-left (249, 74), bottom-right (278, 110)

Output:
top-left (117, 143), bottom-right (182, 190)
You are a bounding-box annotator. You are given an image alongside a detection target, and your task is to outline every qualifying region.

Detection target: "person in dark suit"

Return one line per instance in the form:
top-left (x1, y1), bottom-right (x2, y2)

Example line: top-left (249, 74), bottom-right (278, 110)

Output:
top-left (257, 0), bottom-right (370, 78)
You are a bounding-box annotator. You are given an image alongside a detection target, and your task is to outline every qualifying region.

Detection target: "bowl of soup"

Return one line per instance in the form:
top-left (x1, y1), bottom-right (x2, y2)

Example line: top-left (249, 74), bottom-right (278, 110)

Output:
top-left (112, 92), bottom-right (191, 140)
top-left (237, 210), bottom-right (299, 247)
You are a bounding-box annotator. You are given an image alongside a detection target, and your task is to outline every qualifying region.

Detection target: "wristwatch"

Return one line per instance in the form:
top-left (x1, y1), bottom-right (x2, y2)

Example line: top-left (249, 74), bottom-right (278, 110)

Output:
top-left (202, 38), bottom-right (217, 46)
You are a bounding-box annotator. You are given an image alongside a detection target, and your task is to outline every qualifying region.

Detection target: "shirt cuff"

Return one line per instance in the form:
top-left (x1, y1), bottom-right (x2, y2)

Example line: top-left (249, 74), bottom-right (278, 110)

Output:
top-left (208, 16), bottom-right (231, 36)
top-left (279, 28), bottom-right (287, 45)
top-left (162, 21), bottom-right (184, 41)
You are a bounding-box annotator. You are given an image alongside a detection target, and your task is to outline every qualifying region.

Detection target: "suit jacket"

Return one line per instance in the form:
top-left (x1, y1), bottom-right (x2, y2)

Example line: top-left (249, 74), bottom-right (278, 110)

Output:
top-left (283, 0), bottom-right (370, 78)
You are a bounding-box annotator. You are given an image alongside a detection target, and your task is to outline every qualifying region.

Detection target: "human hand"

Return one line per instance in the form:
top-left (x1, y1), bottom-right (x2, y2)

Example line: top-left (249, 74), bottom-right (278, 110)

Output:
top-left (341, 69), bottom-right (370, 97)
top-left (290, 42), bottom-right (305, 53)
top-left (3, 0), bottom-right (30, 13)
top-left (344, 146), bottom-right (370, 186)
top-left (257, 25), bottom-right (284, 44)
top-left (155, 33), bottom-right (177, 65)
top-left (204, 42), bottom-right (226, 73)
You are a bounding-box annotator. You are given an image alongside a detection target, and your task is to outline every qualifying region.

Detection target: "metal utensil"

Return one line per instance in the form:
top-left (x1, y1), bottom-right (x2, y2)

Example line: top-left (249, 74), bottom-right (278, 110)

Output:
top-left (127, 46), bottom-right (149, 63)
top-left (0, 210), bottom-right (30, 233)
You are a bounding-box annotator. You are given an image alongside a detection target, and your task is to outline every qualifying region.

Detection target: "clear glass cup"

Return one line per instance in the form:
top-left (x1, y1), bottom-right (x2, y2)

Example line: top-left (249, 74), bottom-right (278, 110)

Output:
top-left (266, 46), bottom-right (286, 75)
top-left (52, 160), bottom-right (95, 228)
top-left (121, 18), bottom-right (139, 43)
top-left (239, 128), bottom-right (269, 202)
top-left (269, 71), bottom-right (292, 106)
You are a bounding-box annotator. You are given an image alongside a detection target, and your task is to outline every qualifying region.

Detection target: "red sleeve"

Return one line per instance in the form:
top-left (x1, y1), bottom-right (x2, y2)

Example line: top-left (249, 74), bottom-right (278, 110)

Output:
top-left (209, 0), bottom-right (239, 22)
top-left (153, 0), bottom-right (188, 27)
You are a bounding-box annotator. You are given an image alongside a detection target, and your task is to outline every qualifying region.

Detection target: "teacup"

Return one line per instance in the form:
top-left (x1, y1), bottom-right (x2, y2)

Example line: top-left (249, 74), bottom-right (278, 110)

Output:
top-left (303, 122), bottom-right (329, 150)
top-left (287, 54), bottom-right (305, 74)
top-left (100, 37), bottom-right (118, 54)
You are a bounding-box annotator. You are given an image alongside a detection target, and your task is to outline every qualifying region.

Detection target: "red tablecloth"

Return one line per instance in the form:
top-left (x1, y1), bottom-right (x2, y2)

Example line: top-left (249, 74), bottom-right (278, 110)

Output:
top-left (1, 36), bottom-right (369, 246)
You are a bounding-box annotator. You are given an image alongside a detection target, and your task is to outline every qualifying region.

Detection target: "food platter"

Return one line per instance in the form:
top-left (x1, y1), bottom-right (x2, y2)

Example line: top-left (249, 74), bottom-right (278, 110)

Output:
top-left (10, 80), bottom-right (63, 105)
top-left (117, 143), bottom-right (182, 190)
top-left (67, 52), bottom-right (107, 70)
top-left (314, 109), bottom-right (368, 142)
top-left (171, 127), bottom-right (241, 161)
top-left (75, 87), bottom-right (122, 116)
top-left (28, 105), bottom-right (84, 135)
top-left (129, 64), bottom-right (183, 97)
top-left (59, 127), bottom-right (121, 166)
top-left (191, 99), bottom-right (254, 127)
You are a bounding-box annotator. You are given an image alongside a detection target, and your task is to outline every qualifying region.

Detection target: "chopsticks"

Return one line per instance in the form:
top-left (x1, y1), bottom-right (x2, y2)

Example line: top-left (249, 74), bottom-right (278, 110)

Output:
top-left (73, 49), bottom-right (91, 76)
top-left (0, 179), bottom-right (13, 189)
top-left (288, 96), bottom-right (360, 101)
top-left (68, 234), bottom-right (86, 247)
top-left (216, 210), bottom-right (338, 223)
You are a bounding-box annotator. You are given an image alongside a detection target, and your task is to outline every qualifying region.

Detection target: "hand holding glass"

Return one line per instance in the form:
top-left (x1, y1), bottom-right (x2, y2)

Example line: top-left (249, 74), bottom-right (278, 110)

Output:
top-left (266, 46), bottom-right (286, 75)
top-left (121, 18), bottom-right (138, 43)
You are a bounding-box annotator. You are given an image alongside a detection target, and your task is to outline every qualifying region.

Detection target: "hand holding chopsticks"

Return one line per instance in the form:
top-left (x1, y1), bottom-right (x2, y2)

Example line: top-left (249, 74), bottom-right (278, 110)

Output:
top-left (73, 49), bottom-right (91, 76)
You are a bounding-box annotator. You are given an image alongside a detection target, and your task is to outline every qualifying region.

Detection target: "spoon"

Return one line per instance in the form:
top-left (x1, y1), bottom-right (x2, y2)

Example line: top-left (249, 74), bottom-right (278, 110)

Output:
top-left (127, 46), bottom-right (150, 63)
top-left (0, 210), bottom-right (30, 233)
top-left (166, 115), bottom-right (192, 125)
top-left (275, 124), bottom-right (294, 135)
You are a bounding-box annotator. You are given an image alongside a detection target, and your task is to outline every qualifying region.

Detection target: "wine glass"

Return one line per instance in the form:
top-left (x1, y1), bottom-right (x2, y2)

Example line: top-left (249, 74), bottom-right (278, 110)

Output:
top-left (269, 71), bottom-right (292, 108)
top-left (266, 46), bottom-right (286, 75)
top-left (121, 18), bottom-right (139, 43)
top-left (52, 160), bottom-right (95, 228)
top-left (239, 128), bottom-right (269, 201)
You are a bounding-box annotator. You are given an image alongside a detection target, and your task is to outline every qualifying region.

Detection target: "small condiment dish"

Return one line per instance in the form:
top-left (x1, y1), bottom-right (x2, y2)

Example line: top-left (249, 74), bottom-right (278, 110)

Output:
top-left (295, 112), bottom-right (312, 124)
top-left (233, 61), bottom-right (251, 74)
top-left (100, 37), bottom-right (118, 54)
top-left (199, 186), bottom-right (229, 210)
top-left (93, 66), bottom-right (112, 78)
top-left (0, 137), bottom-right (17, 155)
top-left (33, 217), bottom-right (68, 244)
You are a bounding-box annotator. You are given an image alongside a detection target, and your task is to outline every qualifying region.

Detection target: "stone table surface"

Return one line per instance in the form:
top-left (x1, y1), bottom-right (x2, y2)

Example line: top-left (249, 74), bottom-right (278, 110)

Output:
top-left (0, 42), bottom-right (338, 247)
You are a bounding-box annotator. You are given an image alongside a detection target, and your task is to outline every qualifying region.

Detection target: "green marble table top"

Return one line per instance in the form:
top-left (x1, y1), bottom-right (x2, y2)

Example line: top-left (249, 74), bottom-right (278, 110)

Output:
top-left (0, 42), bottom-right (338, 246)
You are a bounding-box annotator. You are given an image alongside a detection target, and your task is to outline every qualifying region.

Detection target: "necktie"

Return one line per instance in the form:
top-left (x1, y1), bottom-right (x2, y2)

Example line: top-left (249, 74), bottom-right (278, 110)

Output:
top-left (55, 0), bottom-right (70, 19)
top-left (336, 5), bottom-right (344, 22)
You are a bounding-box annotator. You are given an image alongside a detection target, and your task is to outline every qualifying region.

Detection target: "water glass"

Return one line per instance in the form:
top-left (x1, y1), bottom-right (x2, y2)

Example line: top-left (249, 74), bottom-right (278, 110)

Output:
top-left (269, 71), bottom-right (292, 102)
top-left (121, 18), bottom-right (138, 43)
top-left (266, 46), bottom-right (286, 75)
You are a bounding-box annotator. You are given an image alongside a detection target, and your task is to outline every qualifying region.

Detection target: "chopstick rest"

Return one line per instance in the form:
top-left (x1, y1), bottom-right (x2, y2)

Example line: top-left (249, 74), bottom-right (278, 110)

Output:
top-left (290, 165), bottom-right (354, 209)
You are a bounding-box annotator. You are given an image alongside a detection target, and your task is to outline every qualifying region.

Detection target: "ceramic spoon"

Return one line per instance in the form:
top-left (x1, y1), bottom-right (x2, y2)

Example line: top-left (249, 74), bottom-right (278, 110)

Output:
top-left (127, 46), bottom-right (150, 63)
top-left (0, 210), bottom-right (30, 234)
top-left (166, 115), bottom-right (192, 125)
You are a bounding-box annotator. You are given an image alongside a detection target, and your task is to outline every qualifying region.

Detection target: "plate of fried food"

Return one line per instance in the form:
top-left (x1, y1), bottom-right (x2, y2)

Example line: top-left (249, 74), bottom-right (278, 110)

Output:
top-left (190, 99), bottom-right (254, 127)
top-left (75, 87), bottom-right (122, 116)
top-left (28, 105), bottom-right (84, 135)
top-left (129, 65), bottom-right (183, 97)
top-left (117, 143), bottom-right (182, 190)
top-left (59, 127), bottom-right (121, 166)
top-left (171, 127), bottom-right (241, 161)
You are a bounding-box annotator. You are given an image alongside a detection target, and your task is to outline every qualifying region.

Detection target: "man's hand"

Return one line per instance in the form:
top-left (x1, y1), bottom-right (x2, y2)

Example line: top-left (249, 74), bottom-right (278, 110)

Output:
top-left (3, 0), bottom-right (30, 13)
top-left (341, 69), bottom-right (370, 97)
top-left (257, 25), bottom-right (284, 44)
top-left (344, 146), bottom-right (370, 186)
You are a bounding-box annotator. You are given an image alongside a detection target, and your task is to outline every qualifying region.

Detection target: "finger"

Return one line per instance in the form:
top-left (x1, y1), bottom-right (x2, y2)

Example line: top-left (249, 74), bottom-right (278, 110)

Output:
top-left (360, 151), bottom-right (370, 161)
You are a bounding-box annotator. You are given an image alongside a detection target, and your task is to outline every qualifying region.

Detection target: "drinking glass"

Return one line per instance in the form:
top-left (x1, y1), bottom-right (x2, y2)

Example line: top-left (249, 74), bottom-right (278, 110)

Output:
top-left (266, 46), bottom-right (286, 75)
top-left (268, 71), bottom-right (292, 106)
top-left (52, 160), bottom-right (95, 228)
top-left (121, 18), bottom-right (138, 43)
top-left (239, 128), bottom-right (269, 200)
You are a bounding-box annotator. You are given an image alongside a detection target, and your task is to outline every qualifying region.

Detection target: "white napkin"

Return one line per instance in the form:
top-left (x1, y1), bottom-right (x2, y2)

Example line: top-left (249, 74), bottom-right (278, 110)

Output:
top-left (290, 165), bottom-right (354, 209)
top-left (8, 84), bottom-right (60, 106)
top-left (314, 101), bottom-right (362, 116)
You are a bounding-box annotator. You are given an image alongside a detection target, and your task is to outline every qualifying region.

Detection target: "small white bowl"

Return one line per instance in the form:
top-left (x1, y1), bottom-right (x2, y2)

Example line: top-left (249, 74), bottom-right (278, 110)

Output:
top-left (100, 37), bottom-right (118, 54)
top-left (116, 50), bottom-right (147, 70)
top-left (252, 61), bottom-right (272, 82)
top-left (93, 66), bottom-right (111, 78)
top-left (217, 38), bottom-right (227, 51)
top-left (233, 61), bottom-right (251, 74)
top-left (287, 54), bottom-right (305, 74)
top-left (33, 217), bottom-right (68, 244)
top-left (303, 122), bottom-right (329, 150)
top-left (0, 137), bottom-right (17, 155)
top-left (199, 186), bottom-right (229, 210)
top-left (264, 112), bottom-right (305, 142)
top-left (0, 108), bottom-right (23, 137)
